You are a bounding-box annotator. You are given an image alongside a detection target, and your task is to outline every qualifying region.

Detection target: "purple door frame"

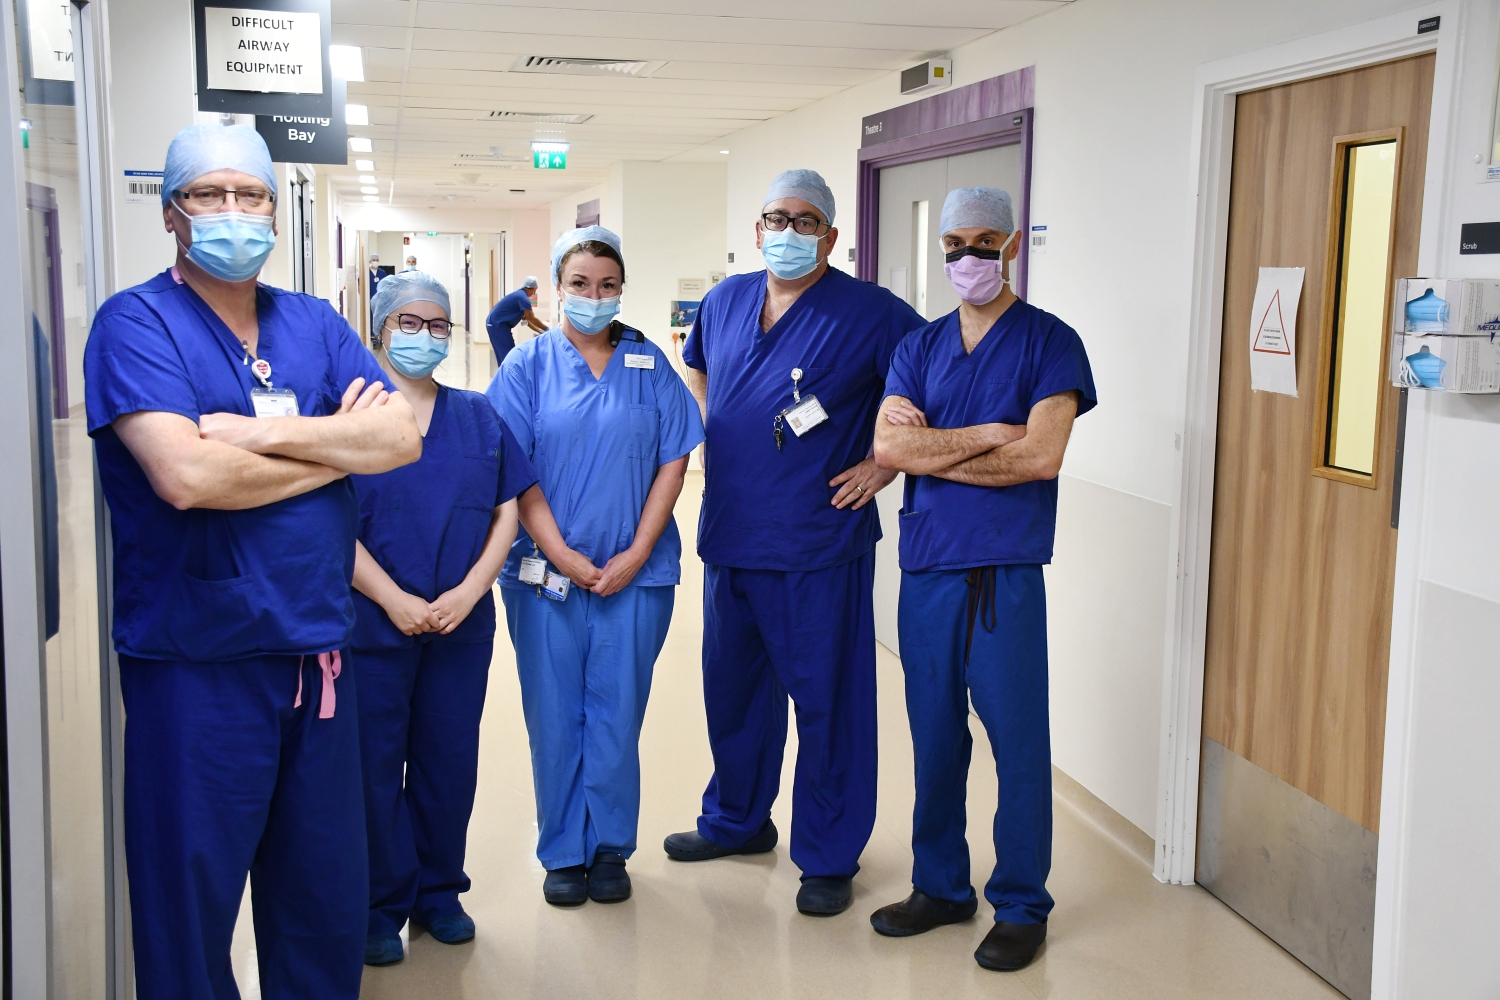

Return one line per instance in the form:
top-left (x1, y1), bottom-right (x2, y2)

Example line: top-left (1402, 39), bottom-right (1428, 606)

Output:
top-left (855, 66), bottom-right (1035, 299)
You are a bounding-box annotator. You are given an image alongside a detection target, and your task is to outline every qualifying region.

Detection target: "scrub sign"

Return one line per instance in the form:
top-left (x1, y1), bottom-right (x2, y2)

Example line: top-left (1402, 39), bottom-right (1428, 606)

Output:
top-left (204, 7), bottom-right (322, 94)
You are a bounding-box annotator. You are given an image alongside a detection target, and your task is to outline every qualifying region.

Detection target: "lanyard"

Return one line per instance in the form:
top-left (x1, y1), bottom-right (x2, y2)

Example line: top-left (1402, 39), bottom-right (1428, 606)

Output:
top-left (241, 339), bottom-right (275, 389)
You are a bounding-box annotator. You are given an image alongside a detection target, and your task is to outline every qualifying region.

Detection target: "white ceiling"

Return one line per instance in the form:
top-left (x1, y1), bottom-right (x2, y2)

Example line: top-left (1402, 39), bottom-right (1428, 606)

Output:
top-left (332, 0), bottom-right (1068, 211)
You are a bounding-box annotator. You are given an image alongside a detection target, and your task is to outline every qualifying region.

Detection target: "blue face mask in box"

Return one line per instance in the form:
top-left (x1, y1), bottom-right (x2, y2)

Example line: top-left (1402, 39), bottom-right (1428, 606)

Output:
top-left (177, 210), bottom-right (276, 282)
top-left (563, 293), bottom-right (621, 335)
top-left (761, 228), bottom-right (823, 280)
top-left (385, 329), bottom-right (449, 377)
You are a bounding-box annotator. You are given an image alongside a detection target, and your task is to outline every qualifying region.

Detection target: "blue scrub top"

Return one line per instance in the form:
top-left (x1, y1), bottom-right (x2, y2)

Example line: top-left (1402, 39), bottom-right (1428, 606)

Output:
top-left (486, 325), bottom-right (705, 589)
top-left (883, 300), bottom-right (1097, 572)
top-left (486, 288), bottom-right (533, 364)
top-left (682, 267), bottom-right (925, 572)
top-left (350, 383), bottom-right (537, 650)
top-left (84, 269), bottom-right (393, 662)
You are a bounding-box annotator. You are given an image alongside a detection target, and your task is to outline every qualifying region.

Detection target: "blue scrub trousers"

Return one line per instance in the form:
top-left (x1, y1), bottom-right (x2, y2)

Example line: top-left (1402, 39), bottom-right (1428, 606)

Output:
top-left (897, 565), bottom-right (1053, 925)
top-left (501, 584), bottom-right (674, 869)
top-left (697, 551), bottom-right (878, 879)
top-left (355, 636), bottom-right (492, 937)
top-left (120, 653), bottom-right (366, 1000)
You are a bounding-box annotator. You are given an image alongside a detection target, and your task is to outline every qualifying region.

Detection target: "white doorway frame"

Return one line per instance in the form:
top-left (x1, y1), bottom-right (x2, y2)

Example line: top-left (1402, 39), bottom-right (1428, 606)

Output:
top-left (1155, 3), bottom-right (1459, 996)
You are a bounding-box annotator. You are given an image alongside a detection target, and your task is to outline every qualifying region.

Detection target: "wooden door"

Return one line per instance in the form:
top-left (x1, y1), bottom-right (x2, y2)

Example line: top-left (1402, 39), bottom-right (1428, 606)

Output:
top-left (1198, 55), bottom-right (1433, 1000)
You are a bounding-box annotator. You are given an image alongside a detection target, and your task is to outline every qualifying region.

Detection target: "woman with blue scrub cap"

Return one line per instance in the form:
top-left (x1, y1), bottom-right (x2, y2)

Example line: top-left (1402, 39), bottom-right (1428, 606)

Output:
top-left (82, 124), bottom-right (421, 998)
top-left (485, 226), bottom-right (705, 906)
top-left (352, 270), bottom-right (537, 965)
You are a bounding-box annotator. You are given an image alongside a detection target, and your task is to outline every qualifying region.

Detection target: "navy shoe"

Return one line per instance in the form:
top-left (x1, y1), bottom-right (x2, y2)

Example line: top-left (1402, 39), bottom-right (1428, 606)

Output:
top-left (417, 908), bottom-right (475, 944)
top-left (870, 888), bottom-right (978, 936)
top-left (586, 852), bottom-right (632, 903)
top-left (796, 876), bottom-right (853, 916)
top-left (363, 933), bottom-right (403, 966)
top-left (663, 819), bottom-right (778, 862)
top-left (974, 920), bottom-right (1047, 971)
top-left (543, 865), bottom-right (588, 906)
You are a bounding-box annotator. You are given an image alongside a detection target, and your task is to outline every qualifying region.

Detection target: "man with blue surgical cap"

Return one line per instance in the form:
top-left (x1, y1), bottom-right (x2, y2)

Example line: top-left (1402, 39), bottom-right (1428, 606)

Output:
top-left (870, 187), bottom-right (1095, 972)
top-left (668, 169), bottom-right (926, 916)
top-left (83, 124), bottom-right (422, 999)
top-left (485, 274), bottom-right (547, 366)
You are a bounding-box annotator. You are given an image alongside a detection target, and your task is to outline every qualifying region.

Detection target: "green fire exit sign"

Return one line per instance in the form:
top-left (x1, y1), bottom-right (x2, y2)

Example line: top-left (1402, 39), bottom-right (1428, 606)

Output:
top-left (534, 150), bottom-right (567, 169)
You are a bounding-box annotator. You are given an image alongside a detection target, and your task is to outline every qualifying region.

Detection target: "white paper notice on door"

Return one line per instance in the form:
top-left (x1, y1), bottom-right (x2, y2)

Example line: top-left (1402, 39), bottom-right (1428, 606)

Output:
top-left (1248, 266), bottom-right (1304, 396)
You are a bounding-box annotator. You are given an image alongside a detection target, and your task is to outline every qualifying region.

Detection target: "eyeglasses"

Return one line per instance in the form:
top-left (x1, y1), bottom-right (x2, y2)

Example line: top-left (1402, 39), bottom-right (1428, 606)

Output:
top-left (388, 313), bottom-right (453, 339)
top-left (173, 186), bottom-right (276, 212)
top-left (760, 212), bottom-right (830, 237)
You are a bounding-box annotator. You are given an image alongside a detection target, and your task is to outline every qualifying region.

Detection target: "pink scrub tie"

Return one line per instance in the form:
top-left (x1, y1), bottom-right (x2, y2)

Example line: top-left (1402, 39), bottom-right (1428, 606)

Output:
top-left (294, 651), bottom-right (342, 719)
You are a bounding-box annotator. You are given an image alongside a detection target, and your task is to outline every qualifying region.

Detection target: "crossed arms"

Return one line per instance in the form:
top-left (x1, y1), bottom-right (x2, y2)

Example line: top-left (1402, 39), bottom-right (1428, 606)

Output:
top-left (872, 391), bottom-right (1079, 488)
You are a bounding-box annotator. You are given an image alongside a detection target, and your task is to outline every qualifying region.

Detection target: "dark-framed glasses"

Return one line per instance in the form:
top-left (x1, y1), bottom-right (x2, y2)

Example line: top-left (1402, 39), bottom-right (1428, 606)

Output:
top-left (173, 186), bottom-right (276, 212)
top-left (390, 313), bottom-right (453, 339)
top-left (760, 212), bottom-right (830, 236)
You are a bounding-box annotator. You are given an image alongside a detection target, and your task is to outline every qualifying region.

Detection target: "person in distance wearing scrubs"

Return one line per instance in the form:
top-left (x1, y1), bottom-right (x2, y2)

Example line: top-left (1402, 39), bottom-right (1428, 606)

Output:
top-left (486, 275), bottom-right (548, 366)
top-left (351, 271), bottom-right (537, 966)
top-left (487, 226), bottom-right (704, 906)
top-left (666, 170), bottom-right (926, 916)
top-left (406, 254), bottom-right (419, 271)
top-left (870, 188), bottom-right (1096, 972)
top-left (369, 253), bottom-right (385, 298)
top-left (82, 124), bottom-right (422, 999)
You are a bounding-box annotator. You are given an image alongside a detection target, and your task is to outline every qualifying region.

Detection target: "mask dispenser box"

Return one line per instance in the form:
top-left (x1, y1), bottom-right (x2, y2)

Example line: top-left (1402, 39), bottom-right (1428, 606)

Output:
top-left (1390, 277), bottom-right (1500, 393)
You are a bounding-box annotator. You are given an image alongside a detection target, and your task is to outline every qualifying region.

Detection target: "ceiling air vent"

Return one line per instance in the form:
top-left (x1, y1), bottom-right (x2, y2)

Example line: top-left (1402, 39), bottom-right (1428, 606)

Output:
top-left (487, 110), bottom-right (593, 124)
top-left (511, 55), bottom-right (666, 78)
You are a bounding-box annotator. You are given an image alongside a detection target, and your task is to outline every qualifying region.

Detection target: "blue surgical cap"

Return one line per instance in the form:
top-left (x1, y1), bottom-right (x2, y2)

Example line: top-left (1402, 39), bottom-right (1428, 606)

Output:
top-left (551, 226), bottom-right (623, 284)
top-left (370, 269), bottom-right (451, 338)
top-left (522, 275), bottom-right (538, 289)
top-left (940, 187), bottom-right (1014, 236)
top-left (764, 169), bottom-right (835, 224)
top-left (161, 124), bottom-right (278, 207)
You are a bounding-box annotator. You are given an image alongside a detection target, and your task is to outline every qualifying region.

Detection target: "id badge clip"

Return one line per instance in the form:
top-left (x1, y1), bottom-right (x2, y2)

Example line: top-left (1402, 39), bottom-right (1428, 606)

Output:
top-left (251, 388), bottom-right (299, 418)
top-left (773, 368), bottom-right (828, 449)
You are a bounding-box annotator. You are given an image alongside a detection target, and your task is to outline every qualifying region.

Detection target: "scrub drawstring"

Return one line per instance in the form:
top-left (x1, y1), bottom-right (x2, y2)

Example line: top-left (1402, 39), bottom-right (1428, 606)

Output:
top-left (294, 650), bottom-right (342, 719)
top-left (964, 566), bottom-right (997, 666)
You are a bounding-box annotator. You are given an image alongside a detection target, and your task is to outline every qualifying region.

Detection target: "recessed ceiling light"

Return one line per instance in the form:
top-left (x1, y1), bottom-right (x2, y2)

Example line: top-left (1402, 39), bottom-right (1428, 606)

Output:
top-left (362, 195), bottom-right (379, 202)
top-left (360, 186), bottom-right (378, 194)
top-left (359, 174), bottom-right (376, 183)
top-left (530, 141), bottom-right (569, 153)
top-left (720, 150), bottom-right (729, 154)
top-left (329, 45), bottom-right (365, 82)
top-left (346, 104), bottom-right (369, 126)
top-left (349, 137), bottom-right (373, 153)
top-left (355, 159), bottom-right (375, 171)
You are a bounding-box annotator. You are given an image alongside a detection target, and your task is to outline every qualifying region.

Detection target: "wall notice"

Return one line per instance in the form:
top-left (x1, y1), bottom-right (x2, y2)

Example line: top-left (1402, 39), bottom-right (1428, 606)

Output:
top-left (1249, 266), bottom-right (1304, 396)
top-left (204, 7), bottom-right (322, 94)
top-left (28, 0), bottom-right (73, 82)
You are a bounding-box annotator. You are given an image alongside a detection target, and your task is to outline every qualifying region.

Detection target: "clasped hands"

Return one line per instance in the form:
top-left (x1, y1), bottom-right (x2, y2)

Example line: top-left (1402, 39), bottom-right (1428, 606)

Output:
top-left (550, 544), bottom-right (648, 598)
top-left (383, 582), bottom-right (486, 636)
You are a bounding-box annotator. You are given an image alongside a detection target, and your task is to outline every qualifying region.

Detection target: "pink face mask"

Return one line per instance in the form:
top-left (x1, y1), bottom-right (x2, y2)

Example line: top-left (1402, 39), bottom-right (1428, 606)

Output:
top-left (942, 230), bottom-right (1018, 305)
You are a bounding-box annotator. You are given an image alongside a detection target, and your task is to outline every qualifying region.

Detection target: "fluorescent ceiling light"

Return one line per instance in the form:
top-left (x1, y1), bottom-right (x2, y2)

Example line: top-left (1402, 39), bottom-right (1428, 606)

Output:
top-left (360, 186), bottom-right (378, 194)
top-left (530, 141), bottom-right (569, 153)
top-left (349, 137), bottom-right (373, 153)
top-left (354, 159), bottom-right (375, 171)
top-left (329, 45), bottom-right (364, 82)
top-left (359, 175), bottom-right (376, 184)
top-left (345, 104), bottom-right (369, 126)
top-left (720, 150), bottom-right (729, 154)
top-left (362, 195), bottom-right (379, 202)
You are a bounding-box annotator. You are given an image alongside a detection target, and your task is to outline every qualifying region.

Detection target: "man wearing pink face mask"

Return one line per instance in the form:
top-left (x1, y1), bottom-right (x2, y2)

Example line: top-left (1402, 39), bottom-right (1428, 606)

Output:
top-left (869, 187), bottom-right (1095, 973)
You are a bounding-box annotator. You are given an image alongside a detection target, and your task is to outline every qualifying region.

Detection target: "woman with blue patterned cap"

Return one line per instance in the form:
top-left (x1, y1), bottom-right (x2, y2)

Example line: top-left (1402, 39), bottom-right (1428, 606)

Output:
top-left (352, 271), bottom-right (537, 965)
top-left (485, 226), bottom-right (704, 905)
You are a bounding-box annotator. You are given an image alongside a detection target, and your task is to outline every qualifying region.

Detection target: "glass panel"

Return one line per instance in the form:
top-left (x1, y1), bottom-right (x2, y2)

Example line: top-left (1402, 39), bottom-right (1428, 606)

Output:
top-left (1327, 141), bottom-right (1397, 476)
top-left (18, 0), bottom-right (108, 992)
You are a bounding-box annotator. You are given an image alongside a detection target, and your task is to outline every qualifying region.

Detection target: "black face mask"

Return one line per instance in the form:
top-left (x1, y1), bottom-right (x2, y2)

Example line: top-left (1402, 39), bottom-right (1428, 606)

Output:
top-left (944, 245), bottom-right (1003, 263)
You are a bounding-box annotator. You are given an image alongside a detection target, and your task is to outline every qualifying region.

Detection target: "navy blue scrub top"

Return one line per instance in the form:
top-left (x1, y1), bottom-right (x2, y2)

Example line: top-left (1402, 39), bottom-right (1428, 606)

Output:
top-left (486, 288), bottom-right (533, 365)
top-left (350, 384), bottom-right (537, 650)
top-left (486, 325), bottom-right (705, 589)
top-left (84, 268), bottom-right (393, 663)
top-left (882, 300), bottom-right (1097, 572)
top-left (682, 267), bottom-right (925, 572)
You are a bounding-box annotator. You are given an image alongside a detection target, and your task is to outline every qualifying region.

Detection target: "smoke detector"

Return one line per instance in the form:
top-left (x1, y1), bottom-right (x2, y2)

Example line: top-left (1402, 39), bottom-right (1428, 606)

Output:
top-left (511, 55), bottom-right (666, 78)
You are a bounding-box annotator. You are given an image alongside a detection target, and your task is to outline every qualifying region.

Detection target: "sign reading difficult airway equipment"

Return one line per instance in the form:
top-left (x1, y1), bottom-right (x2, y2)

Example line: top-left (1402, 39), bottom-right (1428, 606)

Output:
top-left (205, 7), bottom-right (322, 94)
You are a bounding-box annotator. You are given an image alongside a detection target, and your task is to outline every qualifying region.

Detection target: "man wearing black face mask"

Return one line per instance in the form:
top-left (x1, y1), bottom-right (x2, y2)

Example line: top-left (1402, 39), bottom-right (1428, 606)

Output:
top-left (870, 187), bottom-right (1096, 973)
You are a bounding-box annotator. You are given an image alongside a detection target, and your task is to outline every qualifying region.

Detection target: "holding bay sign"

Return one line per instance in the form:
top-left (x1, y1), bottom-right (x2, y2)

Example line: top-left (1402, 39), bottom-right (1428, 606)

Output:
top-left (204, 7), bottom-right (322, 94)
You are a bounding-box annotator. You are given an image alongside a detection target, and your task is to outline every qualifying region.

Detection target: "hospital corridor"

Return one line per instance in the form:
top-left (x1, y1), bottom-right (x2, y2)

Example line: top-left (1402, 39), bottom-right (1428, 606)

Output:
top-left (3, 1), bottom-right (1499, 999)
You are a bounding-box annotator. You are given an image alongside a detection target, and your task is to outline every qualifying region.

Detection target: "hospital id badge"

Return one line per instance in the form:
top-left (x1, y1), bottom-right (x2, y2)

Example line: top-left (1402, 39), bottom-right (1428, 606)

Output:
top-left (782, 394), bottom-right (829, 437)
top-left (541, 569), bottom-right (571, 602)
top-left (518, 556), bottom-right (547, 586)
top-left (250, 388), bottom-right (299, 419)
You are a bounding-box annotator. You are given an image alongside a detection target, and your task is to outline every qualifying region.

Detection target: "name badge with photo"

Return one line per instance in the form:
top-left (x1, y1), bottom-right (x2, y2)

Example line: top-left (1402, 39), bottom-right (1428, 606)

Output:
top-left (250, 388), bottom-right (299, 418)
top-left (782, 394), bottom-right (829, 437)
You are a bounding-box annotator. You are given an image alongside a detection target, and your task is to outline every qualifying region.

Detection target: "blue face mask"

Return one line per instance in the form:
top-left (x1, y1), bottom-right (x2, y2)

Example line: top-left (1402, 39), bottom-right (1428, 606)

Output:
top-left (761, 228), bottom-right (823, 280)
top-left (385, 329), bottom-right (449, 377)
top-left (178, 210), bottom-right (276, 282)
top-left (563, 293), bottom-right (621, 335)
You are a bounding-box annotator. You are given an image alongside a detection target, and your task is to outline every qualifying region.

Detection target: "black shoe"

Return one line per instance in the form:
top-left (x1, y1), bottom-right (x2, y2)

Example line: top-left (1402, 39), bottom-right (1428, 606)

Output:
top-left (542, 865), bottom-right (588, 906)
top-left (796, 876), bottom-right (853, 916)
top-left (869, 888), bottom-right (978, 937)
top-left (586, 852), bottom-right (631, 903)
top-left (663, 819), bottom-right (778, 862)
top-left (974, 920), bottom-right (1047, 971)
